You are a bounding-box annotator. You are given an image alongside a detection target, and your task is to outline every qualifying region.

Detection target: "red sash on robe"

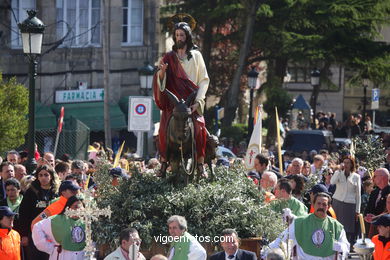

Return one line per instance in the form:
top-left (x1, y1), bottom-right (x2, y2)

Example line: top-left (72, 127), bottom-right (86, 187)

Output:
top-left (153, 51), bottom-right (207, 160)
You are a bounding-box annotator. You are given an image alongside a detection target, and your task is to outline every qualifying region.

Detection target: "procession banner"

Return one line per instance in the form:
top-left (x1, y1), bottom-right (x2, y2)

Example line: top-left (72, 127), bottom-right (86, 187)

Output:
top-left (245, 105), bottom-right (262, 170)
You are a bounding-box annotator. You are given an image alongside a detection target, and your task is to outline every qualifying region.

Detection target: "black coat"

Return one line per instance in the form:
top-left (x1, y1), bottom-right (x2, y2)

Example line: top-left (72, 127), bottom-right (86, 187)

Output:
top-left (210, 249), bottom-right (257, 260)
top-left (18, 180), bottom-right (58, 237)
top-left (364, 185), bottom-right (390, 216)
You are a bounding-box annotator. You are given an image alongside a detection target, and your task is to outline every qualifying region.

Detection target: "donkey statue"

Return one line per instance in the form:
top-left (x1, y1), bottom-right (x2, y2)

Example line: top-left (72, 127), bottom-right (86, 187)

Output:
top-left (160, 89), bottom-right (218, 184)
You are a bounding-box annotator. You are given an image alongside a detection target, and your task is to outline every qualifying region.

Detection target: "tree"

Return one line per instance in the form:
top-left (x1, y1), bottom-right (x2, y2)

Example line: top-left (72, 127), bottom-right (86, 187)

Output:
top-left (0, 74), bottom-right (28, 155)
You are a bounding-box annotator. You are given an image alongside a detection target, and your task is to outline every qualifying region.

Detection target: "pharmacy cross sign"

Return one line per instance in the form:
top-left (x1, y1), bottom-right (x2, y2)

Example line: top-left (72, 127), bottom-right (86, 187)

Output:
top-left (65, 190), bottom-right (112, 259)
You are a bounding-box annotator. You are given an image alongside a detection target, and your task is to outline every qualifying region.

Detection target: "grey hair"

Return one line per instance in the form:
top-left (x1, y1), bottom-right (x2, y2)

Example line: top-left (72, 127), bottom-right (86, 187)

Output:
top-left (292, 158), bottom-right (304, 167)
top-left (263, 171), bottom-right (277, 187)
top-left (167, 215), bottom-right (187, 231)
top-left (71, 160), bottom-right (84, 170)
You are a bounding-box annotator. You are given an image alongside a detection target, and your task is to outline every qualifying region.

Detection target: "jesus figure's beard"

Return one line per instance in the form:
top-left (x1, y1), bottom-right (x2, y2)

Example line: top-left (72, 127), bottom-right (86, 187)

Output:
top-left (176, 41), bottom-right (186, 49)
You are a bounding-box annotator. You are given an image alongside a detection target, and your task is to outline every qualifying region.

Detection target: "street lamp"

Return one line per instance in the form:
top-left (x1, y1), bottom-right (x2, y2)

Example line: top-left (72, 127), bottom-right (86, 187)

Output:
top-left (138, 61), bottom-right (155, 159)
top-left (18, 10), bottom-right (45, 174)
top-left (310, 68), bottom-right (320, 128)
top-left (247, 67), bottom-right (259, 138)
top-left (362, 72), bottom-right (369, 129)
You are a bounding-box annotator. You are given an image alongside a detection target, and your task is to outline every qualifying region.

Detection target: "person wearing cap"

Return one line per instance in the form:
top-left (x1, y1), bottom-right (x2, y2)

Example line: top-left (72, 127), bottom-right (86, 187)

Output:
top-left (32, 196), bottom-right (85, 260)
top-left (265, 193), bottom-right (350, 259)
top-left (154, 15), bottom-right (209, 177)
top-left (110, 167), bottom-right (130, 186)
top-left (30, 180), bottom-right (81, 229)
top-left (0, 206), bottom-right (21, 260)
top-left (371, 214), bottom-right (390, 260)
top-left (308, 184), bottom-right (337, 219)
top-left (104, 228), bottom-right (146, 260)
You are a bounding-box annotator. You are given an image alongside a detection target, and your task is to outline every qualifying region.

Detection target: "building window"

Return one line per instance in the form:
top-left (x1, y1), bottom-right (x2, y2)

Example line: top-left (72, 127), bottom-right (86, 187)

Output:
top-left (56, 0), bottom-right (101, 47)
top-left (288, 66), bottom-right (311, 83)
top-left (122, 0), bottom-right (143, 46)
top-left (11, 0), bottom-right (36, 48)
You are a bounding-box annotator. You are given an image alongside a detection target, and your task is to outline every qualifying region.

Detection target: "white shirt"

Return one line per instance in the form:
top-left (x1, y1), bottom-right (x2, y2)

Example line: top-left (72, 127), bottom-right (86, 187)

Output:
top-left (330, 170), bottom-right (361, 212)
top-left (225, 250), bottom-right (238, 260)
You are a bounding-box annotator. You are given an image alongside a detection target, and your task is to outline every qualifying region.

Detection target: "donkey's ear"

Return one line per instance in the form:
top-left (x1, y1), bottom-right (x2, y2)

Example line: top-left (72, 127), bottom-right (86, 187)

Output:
top-left (185, 90), bottom-right (197, 106)
top-left (164, 89), bottom-right (180, 105)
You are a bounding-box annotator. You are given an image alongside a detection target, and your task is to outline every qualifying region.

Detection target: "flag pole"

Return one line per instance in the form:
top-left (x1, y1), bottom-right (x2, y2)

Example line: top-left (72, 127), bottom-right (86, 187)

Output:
top-left (53, 106), bottom-right (64, 158)
top-left (275, 107), bottom-right (283, 175)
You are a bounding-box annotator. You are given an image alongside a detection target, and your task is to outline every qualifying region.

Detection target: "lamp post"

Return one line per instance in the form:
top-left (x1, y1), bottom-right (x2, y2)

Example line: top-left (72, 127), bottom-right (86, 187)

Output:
top-left (310, 68), bottom-right (320, 129)
top-left (138, 61), bottom-right (155, 159)
top-left (18, 10), bottom-right (45, 174)
top-left (247, 66), bottom-right (259, 137)
top-left (362, 72), bottom-right (369, 129)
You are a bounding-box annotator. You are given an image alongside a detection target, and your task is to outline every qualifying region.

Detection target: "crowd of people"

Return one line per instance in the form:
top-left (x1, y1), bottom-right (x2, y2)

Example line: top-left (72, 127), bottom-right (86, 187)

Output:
top-left (0, 129), bottom-right (388, 260)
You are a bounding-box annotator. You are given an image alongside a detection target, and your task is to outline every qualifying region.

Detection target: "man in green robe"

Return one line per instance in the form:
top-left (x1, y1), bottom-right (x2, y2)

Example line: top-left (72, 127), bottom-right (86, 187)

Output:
top-left (271, 179), bottom-right (308, 218)
top-left (166, 215), bottom-right (206, 260)
top-left (265, 193), bottom-right (350, 259)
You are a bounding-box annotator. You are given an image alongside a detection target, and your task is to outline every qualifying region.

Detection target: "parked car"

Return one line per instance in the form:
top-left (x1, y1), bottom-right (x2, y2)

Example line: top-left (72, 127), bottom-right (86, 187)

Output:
top-left (216, 146), bottom-right (237, 158)
top-left (282, 130), bottom-right (334, 153)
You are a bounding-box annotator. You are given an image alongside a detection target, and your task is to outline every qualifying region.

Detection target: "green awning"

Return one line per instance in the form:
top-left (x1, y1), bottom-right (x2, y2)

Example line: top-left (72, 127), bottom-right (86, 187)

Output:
top-left (51, 102), bottom-right (126, 131)
top-left (36, 102), bottom-right (57, 130)
top-left (118, 96), bottom-right (160, 124)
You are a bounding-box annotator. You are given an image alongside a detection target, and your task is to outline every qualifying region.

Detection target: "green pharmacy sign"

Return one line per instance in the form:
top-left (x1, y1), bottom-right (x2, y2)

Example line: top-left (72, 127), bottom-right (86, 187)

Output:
top-left (55, 89), bottom-right (104, 103)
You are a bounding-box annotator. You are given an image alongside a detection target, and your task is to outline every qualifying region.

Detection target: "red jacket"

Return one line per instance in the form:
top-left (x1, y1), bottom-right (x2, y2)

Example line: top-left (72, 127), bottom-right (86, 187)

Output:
top-left (372, 235), bottom-right (390, 260)
top-left (0, 228), bottom-right (21, 260)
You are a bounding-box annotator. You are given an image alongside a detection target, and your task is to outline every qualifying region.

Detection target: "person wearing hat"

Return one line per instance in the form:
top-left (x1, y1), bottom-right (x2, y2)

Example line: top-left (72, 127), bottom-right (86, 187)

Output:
top-left (308, 184), bottom-right (337, 219)
top-left (153, 14), bottom-right (209, 177)
top-left (0, 206), bottom-right (21, 260)
top-left (371, 214), bottom-right (390, 260)
top-left (31, 180), bottom-right (80, 229)
top-left (32, 196), bottom-right (86, 260)
top-left (110, 167), bottom-right (129, 186)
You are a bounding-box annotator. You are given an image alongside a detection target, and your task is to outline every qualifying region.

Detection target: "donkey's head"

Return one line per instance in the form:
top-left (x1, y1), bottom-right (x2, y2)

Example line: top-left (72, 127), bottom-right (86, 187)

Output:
top-left (165, 89), bottom-right (197, 142)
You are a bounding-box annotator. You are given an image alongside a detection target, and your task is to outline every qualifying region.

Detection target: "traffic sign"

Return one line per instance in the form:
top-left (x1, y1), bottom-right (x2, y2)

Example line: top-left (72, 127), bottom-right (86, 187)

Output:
top-left (371, 89), bottom-right (380, 110)
top-left (128, 97), bottom-right (152, 132)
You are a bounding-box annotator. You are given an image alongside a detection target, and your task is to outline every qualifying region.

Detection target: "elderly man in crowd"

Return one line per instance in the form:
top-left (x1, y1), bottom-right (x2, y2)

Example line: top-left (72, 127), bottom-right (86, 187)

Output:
top-left (265, 193), bottom-right (350, 259)
top-left (13, 165), bottom-right (27, 182)
top-left (167, 215), bottom-right (206, 260)
top-left (365, 168), bottom-right (390, 238)
top-left (0, 162), bottom-right (15, 200)
top-left (210, 229), bottom-right (256, 260)
top-left (260, 171), bottom-right (277, 203)
top-left (104, 228), bottom-right (146, 260)
top-left (6, 151), bottom-right (20, 164)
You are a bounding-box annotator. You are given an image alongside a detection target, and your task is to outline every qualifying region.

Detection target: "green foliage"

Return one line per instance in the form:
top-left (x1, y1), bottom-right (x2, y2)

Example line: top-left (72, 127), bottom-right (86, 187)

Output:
top-left (93, 163), bottom-right (284, 252)
top-left (220, 124), bottom-right (248, 143)
top-left (341, 135), bottom-right (386, 175)
top-left (262, 87), bottom-right (292, 119)
top-left (0, 74), bottom-right (28, 155)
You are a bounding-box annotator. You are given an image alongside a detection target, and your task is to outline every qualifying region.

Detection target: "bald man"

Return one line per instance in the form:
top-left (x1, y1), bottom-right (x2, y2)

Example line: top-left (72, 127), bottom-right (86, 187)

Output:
top-left (364, 168), bottom-right (390, 238)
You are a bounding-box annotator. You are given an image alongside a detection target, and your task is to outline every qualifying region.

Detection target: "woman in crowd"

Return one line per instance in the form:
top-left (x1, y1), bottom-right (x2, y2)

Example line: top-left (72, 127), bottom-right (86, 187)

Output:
top-left (289, 174), bottom-right (305, 201)
top-left (19, 165), bottom-right (60, 260)
top-left (331, 156), bottom-right (361, 244)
